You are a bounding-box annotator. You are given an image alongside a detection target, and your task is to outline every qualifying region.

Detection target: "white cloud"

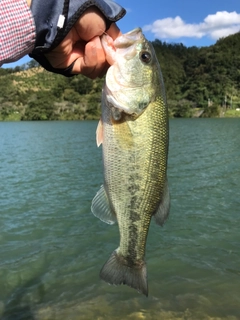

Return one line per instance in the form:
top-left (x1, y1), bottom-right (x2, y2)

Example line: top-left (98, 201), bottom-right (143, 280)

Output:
top-left (143, 11), bottom-right (240, 40)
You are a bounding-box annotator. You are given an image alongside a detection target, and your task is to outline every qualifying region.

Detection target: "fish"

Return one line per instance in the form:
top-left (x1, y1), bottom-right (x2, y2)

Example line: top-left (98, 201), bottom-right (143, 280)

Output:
top-left (91, 28), bottom-right (170, 297)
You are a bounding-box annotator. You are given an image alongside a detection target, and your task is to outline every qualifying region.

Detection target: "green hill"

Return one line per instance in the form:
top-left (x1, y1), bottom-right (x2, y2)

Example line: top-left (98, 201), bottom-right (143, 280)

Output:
top-left (0, 31), bottom-right (240, 120)
top-left (0, 64), bottom-right (104, 121)
top-left (152, 31), bottom-right (240, 117)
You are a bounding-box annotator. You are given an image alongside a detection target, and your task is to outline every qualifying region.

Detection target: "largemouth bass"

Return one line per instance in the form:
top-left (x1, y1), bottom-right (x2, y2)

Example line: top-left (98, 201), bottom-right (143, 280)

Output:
top-left (91, 28), bottom-right (170, 297)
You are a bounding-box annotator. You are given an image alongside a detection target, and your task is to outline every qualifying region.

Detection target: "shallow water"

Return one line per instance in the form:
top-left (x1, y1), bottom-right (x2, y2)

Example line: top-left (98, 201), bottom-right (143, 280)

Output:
top-left (0, 119), bottom-right (239, 320)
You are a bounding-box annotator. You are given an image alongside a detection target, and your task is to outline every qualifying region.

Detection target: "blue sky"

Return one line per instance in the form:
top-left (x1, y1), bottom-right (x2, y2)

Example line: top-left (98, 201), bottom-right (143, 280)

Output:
top-left (2, 0), bottom-right (240, 68)
top-left (117, 0), bottom-right (240, 46)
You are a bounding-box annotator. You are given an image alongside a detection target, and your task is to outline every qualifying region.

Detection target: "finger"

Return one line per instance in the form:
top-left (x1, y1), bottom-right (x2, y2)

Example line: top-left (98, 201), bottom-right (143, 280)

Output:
top-left (71, 37), bottom-right (107, 78)
top-left (74, 7), bottom-right (107, 42)
top-left (107, 23), bottom-right (122, 40)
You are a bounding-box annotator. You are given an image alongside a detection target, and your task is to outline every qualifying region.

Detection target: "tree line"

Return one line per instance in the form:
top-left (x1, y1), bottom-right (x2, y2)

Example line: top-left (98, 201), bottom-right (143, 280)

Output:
top-left (0, 31), bottom-right (240, 120)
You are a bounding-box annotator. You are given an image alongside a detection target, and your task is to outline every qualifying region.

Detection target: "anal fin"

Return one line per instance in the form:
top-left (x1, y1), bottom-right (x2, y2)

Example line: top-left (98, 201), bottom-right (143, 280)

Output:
top-left (154, 179), bottom-right (170, 226)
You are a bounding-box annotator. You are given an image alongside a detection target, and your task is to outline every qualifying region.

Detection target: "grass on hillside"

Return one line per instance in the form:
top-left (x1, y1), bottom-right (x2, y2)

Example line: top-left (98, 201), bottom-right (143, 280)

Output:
top-left (224, 109), bottom-right (240, 117)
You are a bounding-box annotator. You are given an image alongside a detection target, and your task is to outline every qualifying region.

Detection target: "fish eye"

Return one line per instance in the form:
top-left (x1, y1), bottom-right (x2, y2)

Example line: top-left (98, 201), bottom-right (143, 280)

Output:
top-left (139, 51), bottom-right (152, 63)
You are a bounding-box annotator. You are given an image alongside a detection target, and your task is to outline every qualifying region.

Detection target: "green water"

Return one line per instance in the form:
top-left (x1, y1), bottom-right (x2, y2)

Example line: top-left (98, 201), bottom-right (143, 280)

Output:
top-left (0, 119), bottom-right (239, 320)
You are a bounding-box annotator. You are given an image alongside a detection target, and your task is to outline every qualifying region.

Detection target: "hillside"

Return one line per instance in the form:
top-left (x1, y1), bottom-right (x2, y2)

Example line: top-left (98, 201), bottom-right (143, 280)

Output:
top-left (153, 31), bottom-right (240, 117)
top-left (0, 63), bottom-right (104, 121)
top-left (0, 31), bottom-right (240, 120)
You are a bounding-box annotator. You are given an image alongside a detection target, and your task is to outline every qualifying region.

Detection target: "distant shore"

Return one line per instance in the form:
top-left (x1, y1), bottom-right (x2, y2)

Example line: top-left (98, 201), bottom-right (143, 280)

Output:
top-left (1, 108), bottom-right (240, 122)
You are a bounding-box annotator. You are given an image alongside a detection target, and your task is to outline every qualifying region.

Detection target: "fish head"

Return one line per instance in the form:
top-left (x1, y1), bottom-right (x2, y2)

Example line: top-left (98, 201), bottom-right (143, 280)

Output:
top-left (101, 28), bottom-right (163, 117)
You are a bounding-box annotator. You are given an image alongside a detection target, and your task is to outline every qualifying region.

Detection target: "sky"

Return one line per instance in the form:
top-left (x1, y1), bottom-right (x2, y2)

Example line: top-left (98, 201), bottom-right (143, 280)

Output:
top-left (2, 0), bottom-right (240, 68)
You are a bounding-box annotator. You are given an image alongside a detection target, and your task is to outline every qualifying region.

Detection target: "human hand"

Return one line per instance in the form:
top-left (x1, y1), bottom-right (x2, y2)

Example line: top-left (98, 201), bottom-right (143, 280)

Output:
top-left (44, 7), bottom-right (121, 79)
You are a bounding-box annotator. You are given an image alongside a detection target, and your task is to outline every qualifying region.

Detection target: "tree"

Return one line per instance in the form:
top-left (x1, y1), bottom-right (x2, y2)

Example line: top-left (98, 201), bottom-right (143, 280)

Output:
top-left (22, 92), bottom-right (58, 120)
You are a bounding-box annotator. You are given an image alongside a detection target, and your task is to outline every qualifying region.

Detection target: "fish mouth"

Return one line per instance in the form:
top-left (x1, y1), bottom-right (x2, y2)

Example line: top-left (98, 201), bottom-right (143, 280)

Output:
top-left (101, 28), bottom-right (145, 66)
top-left (114, 28), bottom-right (143, 49)
top-left (103, 28), bottom-right (149, 116)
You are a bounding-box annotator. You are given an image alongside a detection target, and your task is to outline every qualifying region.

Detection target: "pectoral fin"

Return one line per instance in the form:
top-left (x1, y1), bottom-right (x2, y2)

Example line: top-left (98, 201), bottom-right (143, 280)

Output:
top-left (91, 185), bottom-right (117, 225)
top-left (96, 119), bottom-right (103, 147)
top-left (154, 180), bottom-right (170, 226)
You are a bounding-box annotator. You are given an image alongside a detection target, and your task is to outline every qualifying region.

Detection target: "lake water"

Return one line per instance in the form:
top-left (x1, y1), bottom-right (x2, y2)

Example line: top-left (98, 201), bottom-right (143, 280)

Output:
top-left (0, 119), bottom-right (239, 320)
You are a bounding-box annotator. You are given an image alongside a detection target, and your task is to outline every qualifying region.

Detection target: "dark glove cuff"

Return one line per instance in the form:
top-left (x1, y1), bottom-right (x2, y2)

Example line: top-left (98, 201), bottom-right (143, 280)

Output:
top-left (29, 0), bottom-right (126, 76)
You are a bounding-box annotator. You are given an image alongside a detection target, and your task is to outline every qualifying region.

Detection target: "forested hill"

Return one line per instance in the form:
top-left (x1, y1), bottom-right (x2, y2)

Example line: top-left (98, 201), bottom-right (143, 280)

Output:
top-left (0, 31), bottom-right (240, 121)
top-left (153, 31), bottom-right (240, 116)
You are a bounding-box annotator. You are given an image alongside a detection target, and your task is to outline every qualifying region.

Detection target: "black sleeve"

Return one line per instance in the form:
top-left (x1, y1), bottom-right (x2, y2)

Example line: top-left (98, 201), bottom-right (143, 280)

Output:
top-left (29, 0), bottom-right (126, 76)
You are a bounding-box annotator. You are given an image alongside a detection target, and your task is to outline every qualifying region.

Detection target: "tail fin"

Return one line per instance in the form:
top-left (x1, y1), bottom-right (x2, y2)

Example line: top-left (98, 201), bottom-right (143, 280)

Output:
top-left (100, 250), bottom-right (148, 297)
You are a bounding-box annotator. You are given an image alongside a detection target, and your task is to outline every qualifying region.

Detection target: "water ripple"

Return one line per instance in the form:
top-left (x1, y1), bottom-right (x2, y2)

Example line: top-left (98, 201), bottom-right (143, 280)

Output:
top-left (0, 119), bottom-right (240, 319)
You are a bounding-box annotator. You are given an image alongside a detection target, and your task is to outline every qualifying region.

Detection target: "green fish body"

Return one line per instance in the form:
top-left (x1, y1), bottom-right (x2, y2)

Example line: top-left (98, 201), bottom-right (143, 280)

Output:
top-left (91, 28), bottom-right (170, 296)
